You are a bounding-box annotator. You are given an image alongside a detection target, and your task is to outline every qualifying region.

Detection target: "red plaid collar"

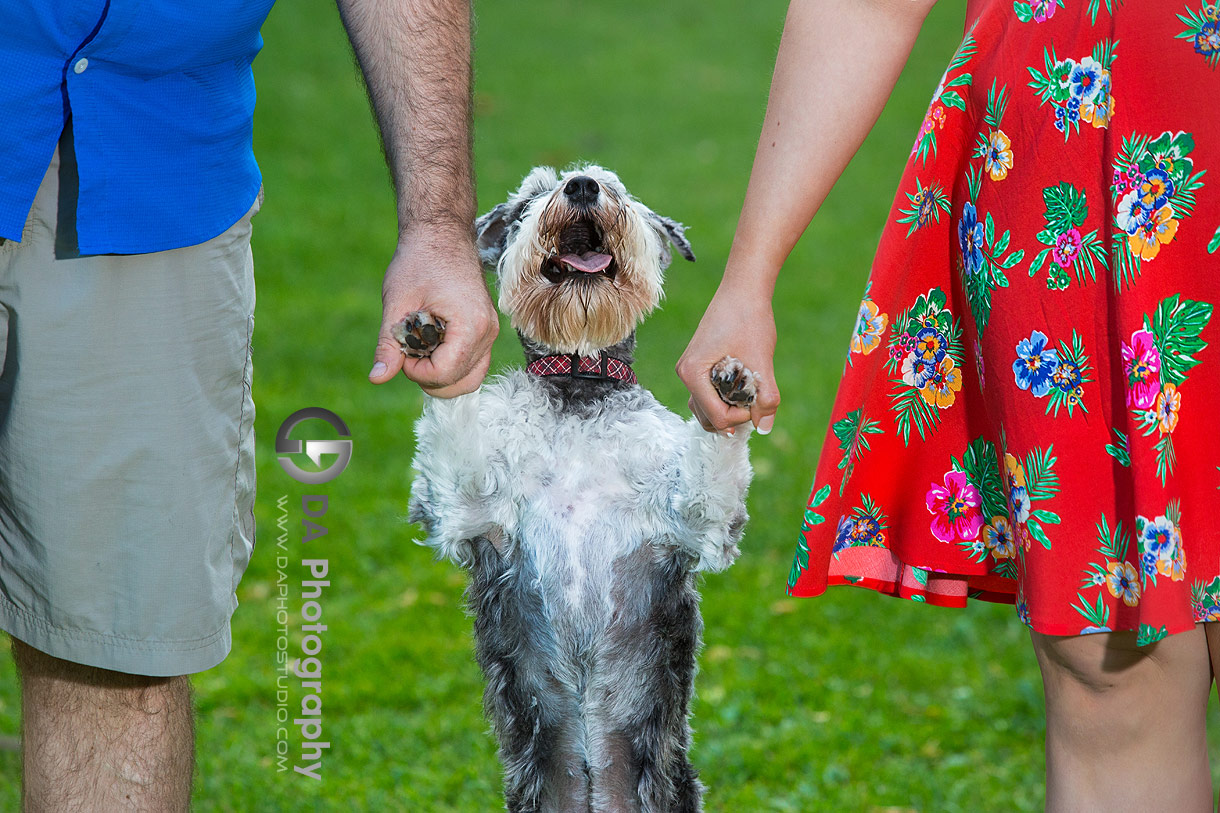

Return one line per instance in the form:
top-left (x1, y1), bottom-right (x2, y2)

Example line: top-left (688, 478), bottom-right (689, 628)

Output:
top-left (526, 352), bottom-right (637, 385)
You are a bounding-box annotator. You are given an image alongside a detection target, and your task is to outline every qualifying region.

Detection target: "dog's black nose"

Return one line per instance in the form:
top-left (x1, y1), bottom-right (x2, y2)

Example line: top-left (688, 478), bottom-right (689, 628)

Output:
top-left (563, 176), bottom-right (600, 206)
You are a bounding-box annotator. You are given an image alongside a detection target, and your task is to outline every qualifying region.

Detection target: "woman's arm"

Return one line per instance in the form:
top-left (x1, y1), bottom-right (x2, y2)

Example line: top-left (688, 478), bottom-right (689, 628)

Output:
top-left (678, 0), bottom-right (939, 433)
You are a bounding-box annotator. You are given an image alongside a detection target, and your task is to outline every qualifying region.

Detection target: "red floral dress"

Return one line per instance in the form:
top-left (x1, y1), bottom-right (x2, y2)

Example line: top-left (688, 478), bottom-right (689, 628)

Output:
top-left (788, 0), bottom-right (1220, 644)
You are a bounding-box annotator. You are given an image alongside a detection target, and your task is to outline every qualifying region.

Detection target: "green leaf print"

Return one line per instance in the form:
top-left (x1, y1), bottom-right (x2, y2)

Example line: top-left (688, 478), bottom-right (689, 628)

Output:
top-left (1023, 445), bottom-right (1060, 502)
top-left (1151, 294), bottom-right (1214, 387)
top-left (1002, 441), bottom-right (1060, 554)
top-left (993, 558), bottom-right (1019, 580)
top-left (1167, 498), bottom-right (1183, 528)
top-left (802, 483), bottom-right (832, 531)
top-left (788, 536), bottom-right (809, 592)
top-left (1137, 625), bottom-right (1170, 647)
top-left (953, 437), bottom-right (1007, 521)
top-left (1046, 182), bottom-right (1089, 230)
top-left (1177, 5), bottom-right (1220, 69)
top-left (1070, 591), bottom-right (1111, 630)
top-left (832, 409), bottom-right (884, 496)
top-left (961, 167), bottom-right (1022, 336)
top-left (896, 178), bottom-right (952, 237)
top-left (1086, 0), bottom-right (1115, 25)
top-left (1153, 435), bottom-right (1177, 488)
top-left (790, 484), bottom-right (831, 591)
top-left (1104, 429), bottom-right (1131, 467)
top-left (1074, 513), bottom-right (1143, 635)
top-left (1026, 518), bottom-right (1053, 550)
top-left (1095, 515), bottom-right (1132, 562)
top-left (1123, 296), bottom-right (1214, 485)
top-left (1193, 576), bottom-right (1220, 621)
top-left (912, 29), bottom-right (977, 166)
top-left (890, 388), bottom-right (938, 446)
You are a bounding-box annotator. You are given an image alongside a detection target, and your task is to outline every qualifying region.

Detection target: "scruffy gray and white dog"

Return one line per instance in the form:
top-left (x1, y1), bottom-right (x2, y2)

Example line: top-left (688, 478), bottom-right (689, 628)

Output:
top-left (403, 165), bottom-right (755, 813)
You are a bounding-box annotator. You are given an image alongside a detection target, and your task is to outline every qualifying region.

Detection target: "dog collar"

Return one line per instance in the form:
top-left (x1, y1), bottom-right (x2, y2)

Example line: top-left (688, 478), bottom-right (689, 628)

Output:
top-left (527, 353), bottom-right (637, 385)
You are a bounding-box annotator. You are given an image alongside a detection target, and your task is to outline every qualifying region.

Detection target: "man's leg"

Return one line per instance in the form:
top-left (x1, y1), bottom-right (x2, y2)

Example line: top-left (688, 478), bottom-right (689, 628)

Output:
top-left (1031, 626), bottom-right (1213, 813)
top-left (13, 639), bottom-right (193, 813)
top-left (0, 148), bottom-right (258, 811)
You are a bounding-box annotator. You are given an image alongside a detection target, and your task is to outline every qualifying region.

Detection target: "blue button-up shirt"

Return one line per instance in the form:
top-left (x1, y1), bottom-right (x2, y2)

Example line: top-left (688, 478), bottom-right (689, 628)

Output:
top-left (1, 0), bottom-right (276, 254)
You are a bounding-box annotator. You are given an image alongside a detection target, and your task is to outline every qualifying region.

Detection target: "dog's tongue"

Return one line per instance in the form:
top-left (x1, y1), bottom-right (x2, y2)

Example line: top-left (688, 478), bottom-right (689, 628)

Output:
top-left (558, 251), bottom-right (613, 274)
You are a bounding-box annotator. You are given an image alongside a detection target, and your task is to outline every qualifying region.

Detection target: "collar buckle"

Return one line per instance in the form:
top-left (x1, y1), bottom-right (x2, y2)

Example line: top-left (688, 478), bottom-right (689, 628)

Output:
top-left (569, 353), bottom-right (609, 380)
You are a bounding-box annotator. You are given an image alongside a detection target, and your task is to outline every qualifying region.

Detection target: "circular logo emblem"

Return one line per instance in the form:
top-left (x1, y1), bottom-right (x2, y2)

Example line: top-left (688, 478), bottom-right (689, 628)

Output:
top-left (275, 408), bottom-right (353, 485)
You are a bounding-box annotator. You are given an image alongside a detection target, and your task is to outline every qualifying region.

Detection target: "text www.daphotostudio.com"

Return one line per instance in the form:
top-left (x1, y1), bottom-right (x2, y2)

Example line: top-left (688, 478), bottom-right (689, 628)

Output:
top-left (272, 408), bottom-right (353, 780)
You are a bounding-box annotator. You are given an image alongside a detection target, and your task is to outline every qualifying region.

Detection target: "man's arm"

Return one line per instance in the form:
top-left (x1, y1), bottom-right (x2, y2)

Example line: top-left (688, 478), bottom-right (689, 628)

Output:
top-left (337, 0), bottom-right (498, 396)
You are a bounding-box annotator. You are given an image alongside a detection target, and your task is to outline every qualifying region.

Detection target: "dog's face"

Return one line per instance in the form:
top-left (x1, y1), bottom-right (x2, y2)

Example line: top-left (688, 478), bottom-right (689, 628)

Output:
top-left (476, 165), bottom-right (695, 356)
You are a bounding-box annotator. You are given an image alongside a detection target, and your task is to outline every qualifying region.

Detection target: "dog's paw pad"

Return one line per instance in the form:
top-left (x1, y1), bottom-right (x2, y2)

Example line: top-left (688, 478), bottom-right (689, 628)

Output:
top-left (393, 311), bottom-right (447, 359)
top-left (710, 356), bottom-right (757, 408)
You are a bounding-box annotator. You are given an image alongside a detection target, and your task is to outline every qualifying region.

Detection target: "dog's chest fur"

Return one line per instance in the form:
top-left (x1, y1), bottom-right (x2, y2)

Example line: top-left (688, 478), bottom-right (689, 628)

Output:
top-left (427, 370), bottom-right (694, 610)
top-left (411, 364), bottom-right (750, 645)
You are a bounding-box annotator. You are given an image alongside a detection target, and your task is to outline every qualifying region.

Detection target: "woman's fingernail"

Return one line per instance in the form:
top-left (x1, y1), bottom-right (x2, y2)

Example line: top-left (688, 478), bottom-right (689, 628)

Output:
top-left (758, 415), bottom-right (774, 435)
top-left (370, 362), bottom-right (388, 379)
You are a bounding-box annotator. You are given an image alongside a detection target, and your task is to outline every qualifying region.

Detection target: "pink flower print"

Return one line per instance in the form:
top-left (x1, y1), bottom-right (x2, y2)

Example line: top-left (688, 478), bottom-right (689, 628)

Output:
top-left (925, 470), bottom-right (984, 544)
top-left (1032, 0), bottom-right (1057, 22)
top-left (1121, 329), bottom-right (1161, 409)
top-left (1052, 228), bottom-right (1083, 268)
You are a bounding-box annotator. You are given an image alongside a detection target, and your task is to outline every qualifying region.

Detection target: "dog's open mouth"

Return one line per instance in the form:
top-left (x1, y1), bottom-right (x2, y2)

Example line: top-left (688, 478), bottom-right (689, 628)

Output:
top-left (543, 219), bottom-right (616, 283)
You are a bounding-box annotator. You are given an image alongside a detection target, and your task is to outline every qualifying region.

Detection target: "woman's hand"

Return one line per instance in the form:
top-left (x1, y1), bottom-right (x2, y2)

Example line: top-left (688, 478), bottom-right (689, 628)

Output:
top-left (677, 0), bottom-right (932, 433)
top-left (677, 282), bottom-right (780, 435)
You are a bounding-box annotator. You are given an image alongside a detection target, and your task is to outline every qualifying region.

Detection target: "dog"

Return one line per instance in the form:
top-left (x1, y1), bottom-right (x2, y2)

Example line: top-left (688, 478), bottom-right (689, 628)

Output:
top-left (402, 165), bottom-right (755, 813)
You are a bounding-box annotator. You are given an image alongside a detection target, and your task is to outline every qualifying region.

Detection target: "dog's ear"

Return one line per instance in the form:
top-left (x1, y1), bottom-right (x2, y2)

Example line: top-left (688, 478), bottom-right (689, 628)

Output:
top-left (475, 166), bottom-right (561, 267)
top-left (647, 212), bottom-right (696, 266)
top-left (474, 202), bottom-right (513, 267)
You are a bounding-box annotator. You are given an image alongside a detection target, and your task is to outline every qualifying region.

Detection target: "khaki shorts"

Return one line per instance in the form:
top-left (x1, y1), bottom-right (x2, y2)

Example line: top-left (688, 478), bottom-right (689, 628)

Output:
top-left (0, 151), bottom-right (257, 676)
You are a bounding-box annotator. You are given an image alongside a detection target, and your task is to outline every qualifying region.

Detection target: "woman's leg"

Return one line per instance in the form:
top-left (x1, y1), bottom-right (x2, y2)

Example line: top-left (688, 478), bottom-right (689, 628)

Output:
top-left (1031, 626), bottom-right (1213, 812)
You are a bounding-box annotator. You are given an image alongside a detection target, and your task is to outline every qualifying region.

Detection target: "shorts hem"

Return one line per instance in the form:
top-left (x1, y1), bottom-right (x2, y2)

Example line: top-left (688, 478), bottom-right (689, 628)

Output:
top-left (0, 592), bottom-right (233, 677)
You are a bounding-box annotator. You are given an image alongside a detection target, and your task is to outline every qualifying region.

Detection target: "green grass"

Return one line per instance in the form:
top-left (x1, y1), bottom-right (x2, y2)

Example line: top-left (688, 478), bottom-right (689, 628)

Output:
top-left (2, 1), bottom-right (1220, 810)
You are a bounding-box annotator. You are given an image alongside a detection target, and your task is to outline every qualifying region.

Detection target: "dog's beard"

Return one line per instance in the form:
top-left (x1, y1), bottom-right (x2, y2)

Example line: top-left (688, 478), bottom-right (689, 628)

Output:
top-left (500, 197), bottom-right (661, 355)
top-left (506, 271), bottom-right (653, 355)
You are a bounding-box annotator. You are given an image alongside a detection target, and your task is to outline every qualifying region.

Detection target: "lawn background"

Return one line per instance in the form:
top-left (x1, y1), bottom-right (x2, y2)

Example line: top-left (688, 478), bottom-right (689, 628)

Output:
top-left (3, 0), bottom-right (1220, 810)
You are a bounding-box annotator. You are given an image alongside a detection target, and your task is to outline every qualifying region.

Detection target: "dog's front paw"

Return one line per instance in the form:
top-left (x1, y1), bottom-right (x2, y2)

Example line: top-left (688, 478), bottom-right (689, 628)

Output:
top-left (393, 311), bottom-right (447, 359)
top-left (710, 356), bottom-right (757, 408)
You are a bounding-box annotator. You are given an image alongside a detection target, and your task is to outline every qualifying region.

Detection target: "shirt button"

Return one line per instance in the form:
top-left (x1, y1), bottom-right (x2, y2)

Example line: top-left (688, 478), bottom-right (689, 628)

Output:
top-left (73, 58), bottom-right (89, 74)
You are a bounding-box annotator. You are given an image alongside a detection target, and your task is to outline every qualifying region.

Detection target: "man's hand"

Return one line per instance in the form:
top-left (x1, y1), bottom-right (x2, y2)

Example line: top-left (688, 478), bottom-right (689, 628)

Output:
top-left (337, 0), bottom-right (486, 394)
top-left (369, 226), bottom-right (498, 397)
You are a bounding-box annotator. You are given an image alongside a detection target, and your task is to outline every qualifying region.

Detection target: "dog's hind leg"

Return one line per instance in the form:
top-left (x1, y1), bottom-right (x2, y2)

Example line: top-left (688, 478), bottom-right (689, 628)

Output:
top-left (593, 553), bottom-right (705, 813)
top-left (493, 698), bottom-right (586, 813)
top-left (587, 731), bottom-right (641, 813)
top-left (629, 689), bottom-right (703, 813)
top-left (469, 543), bottom-right (591, 812)
top-left (482, 649), bottom-right (591, 812)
